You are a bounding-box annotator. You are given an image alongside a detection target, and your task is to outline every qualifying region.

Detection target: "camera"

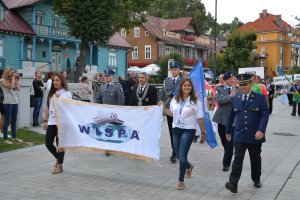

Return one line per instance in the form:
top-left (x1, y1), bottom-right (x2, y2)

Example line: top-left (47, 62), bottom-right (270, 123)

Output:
top-left (19, 73), bottom-right (23, 77)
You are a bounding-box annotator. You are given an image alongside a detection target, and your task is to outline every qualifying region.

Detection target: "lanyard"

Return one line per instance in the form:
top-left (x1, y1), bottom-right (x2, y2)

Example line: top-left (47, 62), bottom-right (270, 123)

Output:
top-left (179, 101), bottom-right (185, 115)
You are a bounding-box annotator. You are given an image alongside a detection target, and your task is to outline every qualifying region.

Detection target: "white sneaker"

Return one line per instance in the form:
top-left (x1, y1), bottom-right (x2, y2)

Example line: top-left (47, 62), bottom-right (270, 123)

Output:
top-left (3, 140), bottom-right (13, 144)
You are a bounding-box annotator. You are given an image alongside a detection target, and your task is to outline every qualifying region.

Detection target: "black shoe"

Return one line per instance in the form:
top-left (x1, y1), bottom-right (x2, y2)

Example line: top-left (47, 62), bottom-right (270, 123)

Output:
top-left (291, 114), bottom-right (296, 116)
top-left (170, 155), bottom-right (176, 163)
top-left (105, 153), bottom-right (110, 157)
top-left (32, 123), bottom-right (37, 127)
top-left (225, 182), bottom-right (237, 193)
top-left (222, 166), bottom-right (230, 171)
top-left (254, 181), bottom-right (262, 188)
top-left (193, 135), bottom-right (199, 143)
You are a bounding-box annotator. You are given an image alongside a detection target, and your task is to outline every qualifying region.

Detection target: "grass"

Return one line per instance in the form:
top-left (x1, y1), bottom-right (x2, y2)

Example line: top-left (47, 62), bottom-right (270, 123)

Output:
top-left (0, 128), bottom-right (45, 153)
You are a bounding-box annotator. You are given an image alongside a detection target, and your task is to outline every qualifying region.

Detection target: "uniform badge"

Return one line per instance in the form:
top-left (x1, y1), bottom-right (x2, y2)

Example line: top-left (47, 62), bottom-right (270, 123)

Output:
top-left (145, 98), bottom-right (149, 102)
top-left (234, 108), bottom-right (238, 112)
top-left (111, 93), bottom-right (114, 96)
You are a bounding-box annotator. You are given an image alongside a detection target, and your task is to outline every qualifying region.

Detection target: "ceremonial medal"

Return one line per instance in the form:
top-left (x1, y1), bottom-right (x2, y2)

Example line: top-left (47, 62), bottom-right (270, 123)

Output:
top-left (138, 101), bottom-right (143, 106)
top-left (136, 84), bottom-right (149, 106)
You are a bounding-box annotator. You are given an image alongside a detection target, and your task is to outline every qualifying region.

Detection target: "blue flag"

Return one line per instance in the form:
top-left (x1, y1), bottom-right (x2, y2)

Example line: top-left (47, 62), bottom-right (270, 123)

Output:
top-left (188, 60), bottom-right (218, 149)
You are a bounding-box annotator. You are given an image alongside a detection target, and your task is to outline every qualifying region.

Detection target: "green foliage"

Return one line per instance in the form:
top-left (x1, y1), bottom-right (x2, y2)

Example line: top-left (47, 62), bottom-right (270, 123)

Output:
top-left (0, 129), bottom-right (45, 153)
top-left (287, 67), bottom-right (300, 75)
top-left (208, 53), bottom-right (227, 74)
top-left (223, 31), bottom-right (257, 73)
top-left (157, 52), bottom-right (184, 83)
top-left (53, 0), bottom-right (150, 79)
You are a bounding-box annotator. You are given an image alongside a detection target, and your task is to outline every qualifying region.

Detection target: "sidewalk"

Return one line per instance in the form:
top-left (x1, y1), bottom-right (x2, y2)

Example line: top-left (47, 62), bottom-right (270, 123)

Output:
top-left (0, 97), bottom-right (299, 200)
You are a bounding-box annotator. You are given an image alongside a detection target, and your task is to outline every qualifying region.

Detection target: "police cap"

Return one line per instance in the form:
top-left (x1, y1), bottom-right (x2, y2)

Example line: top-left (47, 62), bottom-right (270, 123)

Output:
top-left (223, 71), bottom-right (233, 81)
top-left (170, 61), bottom-right (181, 69)
top-left (104, 68), bottom-right (115, 76)
top-left (236, 74), bottom-right (252, 85)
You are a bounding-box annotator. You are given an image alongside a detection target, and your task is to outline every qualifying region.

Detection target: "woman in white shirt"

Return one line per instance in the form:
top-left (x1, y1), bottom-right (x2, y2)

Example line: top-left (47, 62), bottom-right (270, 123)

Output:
top-left (42, 72), bottom-right (72, 174)
top-left (164, 78), bottom-right (206, 190)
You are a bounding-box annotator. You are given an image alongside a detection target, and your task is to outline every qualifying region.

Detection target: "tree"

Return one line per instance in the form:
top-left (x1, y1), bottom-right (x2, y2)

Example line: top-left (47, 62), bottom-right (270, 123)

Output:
top-left (222, 31), bottom-right (257, 73)
top-left (53, 0), bottom-right (149, 80)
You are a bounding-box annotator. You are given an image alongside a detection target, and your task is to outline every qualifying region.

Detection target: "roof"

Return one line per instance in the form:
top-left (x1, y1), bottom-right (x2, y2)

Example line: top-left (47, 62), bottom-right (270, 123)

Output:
top-left (2, 0), bottom-right (40, 9)
top-left (107, 33), bottom-right (131, 49)
top-left (0, 10), bottom-right (35, 35)
top-left (239, 11), bottom-right (292, 33)
top-left (165, 17), bottom-right (193, 31)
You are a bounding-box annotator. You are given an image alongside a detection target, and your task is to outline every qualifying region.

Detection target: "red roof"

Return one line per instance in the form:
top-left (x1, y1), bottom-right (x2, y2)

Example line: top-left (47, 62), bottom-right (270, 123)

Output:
top-left (166, 17), bottom-right (193, 31)
top-left (2, 0), bottom-right (40, 9)
top-left (107, 33), bottom-right (131, 49)
top-left (0, 10), bottom-right (35, 35)
top-left (239, 11), bottom-right (292, 33)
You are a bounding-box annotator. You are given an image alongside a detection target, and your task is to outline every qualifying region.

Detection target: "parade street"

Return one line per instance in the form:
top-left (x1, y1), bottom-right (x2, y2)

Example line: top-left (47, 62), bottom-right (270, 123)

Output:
top-left (0, 97), bottom-right (299, 200)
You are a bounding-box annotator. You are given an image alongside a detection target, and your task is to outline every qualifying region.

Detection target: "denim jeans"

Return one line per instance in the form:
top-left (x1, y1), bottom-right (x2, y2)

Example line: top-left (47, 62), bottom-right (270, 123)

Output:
top-left (172, 127), bottom-right (196, 182)
top-left (3, 104), bottom-right (18, 140)
top-left (33, 97), bottom-right (43, 123)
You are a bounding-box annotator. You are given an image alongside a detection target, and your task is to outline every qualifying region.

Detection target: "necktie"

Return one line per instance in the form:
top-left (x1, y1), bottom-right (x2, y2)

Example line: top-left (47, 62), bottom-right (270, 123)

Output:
top-left (140, 86), bottom-right (143, 93)
top-left (106, 84), bottom-right (109, 89)
top-left (228, 87), bottom-right (231, 94)
top-left (243, 95), bottom-right (247, 106)
top-left (173, 79), bottom-right (176, 85)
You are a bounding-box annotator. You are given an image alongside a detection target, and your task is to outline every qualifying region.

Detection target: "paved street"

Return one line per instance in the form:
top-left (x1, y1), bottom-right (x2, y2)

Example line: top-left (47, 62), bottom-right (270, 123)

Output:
top-left (0, 97), bottom-right (299, 200)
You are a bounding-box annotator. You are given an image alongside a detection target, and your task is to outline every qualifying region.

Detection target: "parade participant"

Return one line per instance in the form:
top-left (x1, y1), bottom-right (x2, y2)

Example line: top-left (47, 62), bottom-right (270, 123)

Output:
top-left (290, 79), bottom-right (300, 116)
top-left (225, 74), bottom-right (269, 193)
top-left (32, 70), bottom-right (46, 126)
top-left (96, 69), bottom-right (125, 105)
top-left (163, 78), bottom-right (206, 190)
top-left (43, 72), bottom-right (72, 174)
top-left (158, 61), bottom-right (183, 163)
top-left (254, 75), bottom-right (268, 104)
top-left (250, 74), bottom-right (262, 94)
top-left (129, 72), bottom-right (157, 106)
top-left (212, 72), bottom-right (240, 171)
top-left (124, 71), bottom-right (138, 105)
top-left (96, 68), bottom-right (125, 156)
top-left (0, 67), bottom-right (22, 144)
top-left (265, 79), bottom-right (275, 114)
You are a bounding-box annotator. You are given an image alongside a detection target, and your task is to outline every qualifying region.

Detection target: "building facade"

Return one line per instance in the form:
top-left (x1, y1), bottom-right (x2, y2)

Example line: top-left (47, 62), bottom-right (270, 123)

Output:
top-left (239, 9), bottom-right (300, 78)
top-left (121, 16), bottom-right (210, 69)
top-left (0, 0), bottom-right (131, 76)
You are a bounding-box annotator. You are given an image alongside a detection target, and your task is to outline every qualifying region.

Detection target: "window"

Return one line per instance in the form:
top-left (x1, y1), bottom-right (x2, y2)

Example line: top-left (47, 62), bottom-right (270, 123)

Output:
top-left (0, 39), bottom-right (3, 57)
top-left (165, 47), bottom-right (170, 55)
top-left (108, 52), bottom-right (117, 66)
top-left (261, 48), bottom-right (265, 56)
top-left (261, 35), bottom-right (266, 41)
top-left (121, 29), bottom-right (126, 39)
top-left (42, 51), bottom-right (46, 58)
top-left (261, 59), bottom-right (265, 67)
top-left (53, 18), bottom-right (59, 28)
top-left (145, 45), bottom-right (151, 59)
top-left (0, 7), bottom-right (3, 21)
top-left (36, 11), bottom-right (44, 25)
top-left (132, 46), bottom-right (138, 60)
top-left (134, 27), bottom-right (140, 38)
top-left (145, 31), bottom-right (149, 36)
top-left (27, 45), bottom-right (32, 60)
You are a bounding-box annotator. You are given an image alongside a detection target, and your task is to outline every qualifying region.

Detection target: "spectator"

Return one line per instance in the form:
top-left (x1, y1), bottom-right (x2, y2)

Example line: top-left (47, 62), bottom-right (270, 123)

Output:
top-left (280, 86), bottom-right (289, 107)
top-left (43, 72), bottom-right (72, 174)
top-left (46, 72), bottom-right (54, 93)
top-left (80, 76), bottom-right (92, 102)
top-left (0, 66), bottom-right (22, 144)
top-left (32, 70), bottom-right (46, 126)
top-left (124, 71), bottom-right (138, 105)
top-left (60, 70), bottom-right (67, 79)
top-left (0, 69), bottom-right (4, 136)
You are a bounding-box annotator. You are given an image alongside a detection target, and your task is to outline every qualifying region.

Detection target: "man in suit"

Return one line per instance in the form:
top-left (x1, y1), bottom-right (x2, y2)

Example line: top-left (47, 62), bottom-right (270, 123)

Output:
top-left (129, 72), bottom-right (157, 106)
top-left (265, 79), bottom-right (275, 114)
top-left (158, 61), bottom-right (183, 163)
top-left (290, 79), bottom-right (300, 116)
top-left (212, 71), bottom-right (240, 171)
top-left (225, 74), bottom-right (269, 193)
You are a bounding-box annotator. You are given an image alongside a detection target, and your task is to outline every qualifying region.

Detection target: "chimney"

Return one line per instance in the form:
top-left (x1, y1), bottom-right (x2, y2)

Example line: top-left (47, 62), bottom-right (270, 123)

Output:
top-left (262, 9), bottom-right (268, 18)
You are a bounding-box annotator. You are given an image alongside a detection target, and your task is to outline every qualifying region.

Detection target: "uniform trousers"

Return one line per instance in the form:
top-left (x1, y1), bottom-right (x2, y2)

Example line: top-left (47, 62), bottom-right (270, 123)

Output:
top-left (218, 124), bottom-right (234, 168)
top-left (268, 95), bottom-right (273, 114)
top-left (45, 125), bottom-right (65, 164)
top-left (291, 101), bottom-right (300, 116)
top-left (167, 115), bottom-right (176, 157)
top-left (229, 143), bottom-right (262, 185)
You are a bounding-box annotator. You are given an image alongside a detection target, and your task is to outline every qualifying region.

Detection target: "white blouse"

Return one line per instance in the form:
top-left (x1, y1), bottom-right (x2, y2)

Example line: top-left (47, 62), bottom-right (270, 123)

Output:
top-left (170, 96), bottom-right (204, 129)
top-left (48, 89), bottom-right (72, 125)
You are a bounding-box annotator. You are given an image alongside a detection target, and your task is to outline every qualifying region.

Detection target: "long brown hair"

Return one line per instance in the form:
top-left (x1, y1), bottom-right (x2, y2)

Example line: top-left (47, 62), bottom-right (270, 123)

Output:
top-left (174, 78), bottom-right (197, 104)
top-left (47, 72), bottom-right (68, 107)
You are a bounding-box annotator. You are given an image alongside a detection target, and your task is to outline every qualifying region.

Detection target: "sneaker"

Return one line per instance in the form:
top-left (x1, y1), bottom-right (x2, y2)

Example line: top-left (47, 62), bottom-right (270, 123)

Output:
top-left (12, 138), bottom-right (23, 143)
top-left (3, 140), bottom-right (13, 144)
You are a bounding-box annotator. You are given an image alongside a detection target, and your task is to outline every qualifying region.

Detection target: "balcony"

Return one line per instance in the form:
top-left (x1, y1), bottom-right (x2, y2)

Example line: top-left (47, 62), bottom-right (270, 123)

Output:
top-left (184, 58), bottom-right (197, 66)
top-left (35, 25), bottom-right (76, 39)
top-left (183, 35), bottom-right (194, 42)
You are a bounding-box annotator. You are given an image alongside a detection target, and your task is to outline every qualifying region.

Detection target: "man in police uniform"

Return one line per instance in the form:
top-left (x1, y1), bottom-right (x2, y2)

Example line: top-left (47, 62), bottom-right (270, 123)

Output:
top-left (129, 72), bottom-right (157, 106)
top-left (212, 71), bottom-right (240, 171)
top-left (225, 74), bottom-right (269, 193)
top-left (158, 61), bottom-right (183, 163)
top-left (96, 69), bottom-right (125, 105)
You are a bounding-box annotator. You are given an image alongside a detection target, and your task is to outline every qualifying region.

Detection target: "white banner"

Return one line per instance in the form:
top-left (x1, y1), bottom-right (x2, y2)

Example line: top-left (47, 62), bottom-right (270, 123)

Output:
top-left (273, 75), bottom-right (293, 85)
top-left (294, 74), bottom-right (300, 81)
top-left (238, 67), bottom-right (264, 78)
top-left (53, 96), bottom-right (163, 161)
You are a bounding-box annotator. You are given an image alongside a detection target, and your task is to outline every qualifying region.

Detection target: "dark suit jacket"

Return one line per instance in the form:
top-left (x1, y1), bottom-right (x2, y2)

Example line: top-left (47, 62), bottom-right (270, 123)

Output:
top-left (266, 84), bottom-right (275, 98)
top-left (290, 84), bottom-right (300, 93)
top-left (129, 84), bottom-right (157, 106)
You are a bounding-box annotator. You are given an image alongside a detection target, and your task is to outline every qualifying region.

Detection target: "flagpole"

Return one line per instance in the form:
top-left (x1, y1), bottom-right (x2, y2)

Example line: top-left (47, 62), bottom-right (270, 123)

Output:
top-left (213, 0), bottom-right (218, 84)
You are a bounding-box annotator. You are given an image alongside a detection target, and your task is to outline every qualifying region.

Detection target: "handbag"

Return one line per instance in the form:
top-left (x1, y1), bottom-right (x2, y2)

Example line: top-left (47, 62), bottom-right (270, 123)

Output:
top-left (30, 85), bottom-right (35, 107)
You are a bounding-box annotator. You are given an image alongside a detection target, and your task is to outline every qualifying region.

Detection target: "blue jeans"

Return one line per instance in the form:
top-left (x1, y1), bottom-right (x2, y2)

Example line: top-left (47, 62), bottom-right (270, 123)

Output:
top-left (172, 127), bottom-right (196, 182)
top-left (3, 104), bottom-right (18, 140)
top-left (33, 97), bottom-right (43, 123)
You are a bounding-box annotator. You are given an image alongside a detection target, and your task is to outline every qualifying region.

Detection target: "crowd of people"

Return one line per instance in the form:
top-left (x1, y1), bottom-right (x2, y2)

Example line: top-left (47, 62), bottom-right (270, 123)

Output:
top-left (1, 64), bottom-right (300, 192)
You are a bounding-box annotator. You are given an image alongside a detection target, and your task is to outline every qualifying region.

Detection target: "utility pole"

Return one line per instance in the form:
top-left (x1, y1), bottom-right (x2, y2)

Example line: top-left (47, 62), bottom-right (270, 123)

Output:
top-left (213, 0), bottom-right (217, 83)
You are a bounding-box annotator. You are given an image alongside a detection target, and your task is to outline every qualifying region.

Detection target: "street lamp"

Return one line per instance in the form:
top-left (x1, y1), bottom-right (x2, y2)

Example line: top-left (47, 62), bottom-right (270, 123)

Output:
top-left (213, 0), bottom-right (217, 83)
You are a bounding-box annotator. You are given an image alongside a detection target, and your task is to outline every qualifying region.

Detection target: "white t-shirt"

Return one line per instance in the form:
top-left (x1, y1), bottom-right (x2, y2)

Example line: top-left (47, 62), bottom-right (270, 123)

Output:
top-left (170, 96), bottom-right (204, 129)
top-left (46, 79), bottom-right (52, 93)
top-left (48, 89), bottom-right (72, 125)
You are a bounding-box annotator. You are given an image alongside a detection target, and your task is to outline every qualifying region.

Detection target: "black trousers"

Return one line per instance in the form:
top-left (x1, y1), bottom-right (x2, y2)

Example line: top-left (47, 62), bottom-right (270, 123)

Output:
top-left (291, 101), bottom-right (300, 116)
top-left (229, 143), bottom-right (262, 185)
top-left (167, 115), bottom-right (175, 157)
top-left (268, 96), bottom-right (273, 114)
top-left (218, 124), bottom-right (234, 168)
top-left (287, 93), bottom-right (293, 105)
top-left (45, 125), bottom-right (65, 164)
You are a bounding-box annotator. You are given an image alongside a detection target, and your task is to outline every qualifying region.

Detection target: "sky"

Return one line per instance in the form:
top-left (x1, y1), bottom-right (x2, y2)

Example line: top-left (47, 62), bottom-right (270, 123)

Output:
top-left (201, 0), bottom-right (299, 27)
